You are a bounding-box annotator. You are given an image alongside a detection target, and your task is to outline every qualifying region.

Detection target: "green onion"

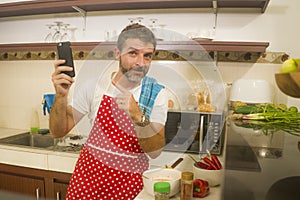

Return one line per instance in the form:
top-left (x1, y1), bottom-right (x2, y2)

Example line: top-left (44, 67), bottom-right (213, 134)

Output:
top-left (232, 103), bottom-right (300, 136)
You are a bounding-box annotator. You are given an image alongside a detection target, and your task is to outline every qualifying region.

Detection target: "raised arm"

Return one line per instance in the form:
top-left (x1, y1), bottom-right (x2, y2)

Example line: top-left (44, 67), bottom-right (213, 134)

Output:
top-left (49, 60), bottom-right (83, 138)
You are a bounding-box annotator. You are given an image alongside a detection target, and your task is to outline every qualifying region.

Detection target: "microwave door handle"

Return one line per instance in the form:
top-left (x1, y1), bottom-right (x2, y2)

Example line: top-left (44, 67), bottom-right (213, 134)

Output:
top-left (199, 115), bottom-right (204, 152)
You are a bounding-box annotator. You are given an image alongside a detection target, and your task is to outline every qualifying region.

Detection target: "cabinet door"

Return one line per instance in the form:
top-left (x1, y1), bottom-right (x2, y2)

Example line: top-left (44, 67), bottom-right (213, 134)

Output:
top-left (0, 172), bottom-right (45, 199)
top-left (53, 181), bottom-right (69, 200)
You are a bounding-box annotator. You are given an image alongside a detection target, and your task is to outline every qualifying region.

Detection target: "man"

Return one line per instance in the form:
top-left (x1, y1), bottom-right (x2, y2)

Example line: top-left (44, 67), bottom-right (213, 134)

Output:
top-left (50, 23), bottom-right (168, 199)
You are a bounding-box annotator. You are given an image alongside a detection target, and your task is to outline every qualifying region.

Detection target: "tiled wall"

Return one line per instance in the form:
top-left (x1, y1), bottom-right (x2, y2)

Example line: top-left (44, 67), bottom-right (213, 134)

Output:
top-left (0, 60), bottom-right (56, 129)
top-left (0, 54), bottom-right (296, 131)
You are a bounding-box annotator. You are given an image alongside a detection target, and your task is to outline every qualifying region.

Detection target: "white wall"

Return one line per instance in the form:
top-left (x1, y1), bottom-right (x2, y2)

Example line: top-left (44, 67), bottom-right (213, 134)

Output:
top-left (1, 0), bottom-right (300, 56)
top-left (0, 60), bottom-right (54, 129)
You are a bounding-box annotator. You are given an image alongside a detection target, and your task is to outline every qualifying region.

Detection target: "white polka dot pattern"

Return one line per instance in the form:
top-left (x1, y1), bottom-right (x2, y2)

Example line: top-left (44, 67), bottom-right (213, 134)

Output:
top-left (66, 95), bottom-right (149, 199)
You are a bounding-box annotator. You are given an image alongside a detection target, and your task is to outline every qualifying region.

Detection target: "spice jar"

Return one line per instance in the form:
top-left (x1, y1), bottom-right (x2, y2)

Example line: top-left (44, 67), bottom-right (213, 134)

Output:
top-left (154, 182), bottom-right (170, 200)
top-left (180, 171), bottom-right (194, 200)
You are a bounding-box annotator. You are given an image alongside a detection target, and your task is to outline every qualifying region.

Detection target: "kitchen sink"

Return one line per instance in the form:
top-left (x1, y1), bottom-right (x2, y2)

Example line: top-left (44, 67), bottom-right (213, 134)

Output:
top-left (0, 132), bottom-right (83, 153)
top-left (0, 132), bottom-right (55, 148)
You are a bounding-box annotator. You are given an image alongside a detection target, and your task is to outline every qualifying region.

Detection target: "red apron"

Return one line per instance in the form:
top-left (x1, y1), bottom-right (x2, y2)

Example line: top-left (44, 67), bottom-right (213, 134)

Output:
top-left (66, 95), bottom-right (149, 200)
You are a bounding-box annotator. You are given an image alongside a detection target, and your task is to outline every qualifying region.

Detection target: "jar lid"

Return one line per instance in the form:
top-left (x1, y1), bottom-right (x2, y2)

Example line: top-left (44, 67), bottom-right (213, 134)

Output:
top-left (154, 182), bottom-right (170, 193)
top-left (181, 171), bottom-right (194, 180)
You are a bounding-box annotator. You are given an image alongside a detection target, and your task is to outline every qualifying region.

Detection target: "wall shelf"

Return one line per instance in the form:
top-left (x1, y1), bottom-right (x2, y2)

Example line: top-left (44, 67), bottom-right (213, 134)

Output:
top-left (0, 40), bottom-right (269, 62)
top-left (0, 0), bottom-right (270, 18)
top-left (0, 41), bottom-right (269, 52)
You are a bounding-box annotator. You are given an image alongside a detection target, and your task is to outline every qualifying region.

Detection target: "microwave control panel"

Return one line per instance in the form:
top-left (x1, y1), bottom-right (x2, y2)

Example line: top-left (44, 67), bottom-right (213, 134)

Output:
top-left (200, 114), bottom-right (225, 155)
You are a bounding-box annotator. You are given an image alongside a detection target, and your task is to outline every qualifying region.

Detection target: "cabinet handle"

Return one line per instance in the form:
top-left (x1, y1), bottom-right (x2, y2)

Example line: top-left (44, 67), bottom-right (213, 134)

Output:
top-left (36, 188), bottom-right (40, 200)
top-left (56, 192), bottom-right (60, 200)
top-left (199, 115), bottom-right (204, 152)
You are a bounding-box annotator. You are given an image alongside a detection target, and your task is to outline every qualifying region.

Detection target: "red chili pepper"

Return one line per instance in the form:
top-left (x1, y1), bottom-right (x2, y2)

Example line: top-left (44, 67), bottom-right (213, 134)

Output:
top-left (193, 179), bottom-right (210, 198)
top-left (197, 161), bottom-right (210, 169)
top-left (207, 165), bottom-right (214, 170)
top-left (203, 157), bottom-right (218, 170)
top-left (211, 155), bottom-right (222, 169)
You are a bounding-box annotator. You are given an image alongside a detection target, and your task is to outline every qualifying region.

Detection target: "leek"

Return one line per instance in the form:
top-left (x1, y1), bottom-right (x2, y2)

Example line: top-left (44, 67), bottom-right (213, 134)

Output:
top-left (232, 103), bottom-right (300, 136)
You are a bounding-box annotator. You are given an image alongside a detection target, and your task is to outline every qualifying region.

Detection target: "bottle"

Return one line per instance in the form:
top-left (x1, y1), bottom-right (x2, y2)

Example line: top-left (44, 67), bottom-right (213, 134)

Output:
top-left (180, 171), bottom-right (194, 200)
top-left (30, 108), bottom-right (40, 134)
top-left (154, 182), bottom-right (170, 200)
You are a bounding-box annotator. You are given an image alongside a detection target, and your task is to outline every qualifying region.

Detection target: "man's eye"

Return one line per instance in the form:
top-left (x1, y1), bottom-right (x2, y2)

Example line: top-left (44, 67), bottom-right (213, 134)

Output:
top-left (144, 54), bottom-right (153, 60)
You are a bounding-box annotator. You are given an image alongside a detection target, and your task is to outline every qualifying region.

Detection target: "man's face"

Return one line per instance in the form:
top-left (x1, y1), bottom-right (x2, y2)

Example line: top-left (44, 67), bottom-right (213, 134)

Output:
top-left (116, 38), bottom-right (155, 83)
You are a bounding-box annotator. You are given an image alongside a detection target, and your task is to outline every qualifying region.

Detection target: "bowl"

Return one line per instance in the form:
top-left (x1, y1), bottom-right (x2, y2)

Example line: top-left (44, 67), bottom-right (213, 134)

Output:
top-left (275, 72), bottom-right (300, 98)
top-left (143, 168), bottom-right (181, 197)
top-left (230, 79), bottom-right (273, 103)
top-left (193, 163), bottom-right (224, 187)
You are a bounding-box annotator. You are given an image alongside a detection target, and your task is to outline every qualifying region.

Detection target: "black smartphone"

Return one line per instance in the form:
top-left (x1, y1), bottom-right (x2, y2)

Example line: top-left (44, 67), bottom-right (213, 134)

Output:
top-left (57, 41), bottom-right (75, 77)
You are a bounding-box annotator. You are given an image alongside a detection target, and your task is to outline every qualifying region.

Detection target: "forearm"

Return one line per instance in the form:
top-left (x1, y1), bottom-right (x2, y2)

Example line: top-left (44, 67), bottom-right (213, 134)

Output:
top-left (135, 122), bottom-right (165, 159)
top-left (49, 95), bottom-right (72, 138)
top-left (114, 92), bottom-right (167, 158)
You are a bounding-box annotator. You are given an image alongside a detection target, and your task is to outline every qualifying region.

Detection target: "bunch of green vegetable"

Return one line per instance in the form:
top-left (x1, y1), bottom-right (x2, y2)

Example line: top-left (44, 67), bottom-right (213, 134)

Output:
top-left (232, 103), bottom-right (300, 136)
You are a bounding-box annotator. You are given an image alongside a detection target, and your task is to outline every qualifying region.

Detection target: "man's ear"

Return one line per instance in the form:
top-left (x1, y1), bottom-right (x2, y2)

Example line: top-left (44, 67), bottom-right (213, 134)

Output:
top-left (114, 47), bottom-right (120, 60)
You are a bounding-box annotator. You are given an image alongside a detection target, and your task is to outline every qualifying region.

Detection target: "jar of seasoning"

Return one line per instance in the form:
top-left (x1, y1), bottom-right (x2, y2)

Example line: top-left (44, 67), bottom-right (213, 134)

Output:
top-left (154, 182), bottom-right (170, 200)
top-left (180, 171), bottom-right (194, 200)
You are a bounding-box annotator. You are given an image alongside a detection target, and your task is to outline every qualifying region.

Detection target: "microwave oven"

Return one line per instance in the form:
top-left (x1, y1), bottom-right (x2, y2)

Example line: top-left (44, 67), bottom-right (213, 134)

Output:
top-left (163, 111), bottom-right (226, 155)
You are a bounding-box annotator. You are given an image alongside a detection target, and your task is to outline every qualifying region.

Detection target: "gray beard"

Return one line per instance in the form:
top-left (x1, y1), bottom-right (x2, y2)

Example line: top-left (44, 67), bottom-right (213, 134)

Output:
top-left (120, 64), bottom-right (146, 83)
top-left (126, 73), bottom-right (143, 82)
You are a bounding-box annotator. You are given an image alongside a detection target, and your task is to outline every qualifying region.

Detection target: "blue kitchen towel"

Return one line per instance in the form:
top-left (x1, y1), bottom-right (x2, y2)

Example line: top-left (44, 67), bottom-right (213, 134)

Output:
top-left (138, 76), bottom-right (164, 118)
top-left (43, 94), bottom-right (55, 115)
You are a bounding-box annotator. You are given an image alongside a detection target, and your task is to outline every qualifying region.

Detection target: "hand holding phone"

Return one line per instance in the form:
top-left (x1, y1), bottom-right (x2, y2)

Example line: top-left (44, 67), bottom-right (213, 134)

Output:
top-left (57, 41), bottom-right (75, 77)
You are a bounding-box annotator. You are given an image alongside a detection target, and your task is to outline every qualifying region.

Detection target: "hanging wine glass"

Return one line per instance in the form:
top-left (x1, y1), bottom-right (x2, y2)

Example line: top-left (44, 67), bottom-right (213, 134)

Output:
top-left (52, 21), bottom-right (63, 43)
top-left (104, 30), bottom-right (110, 41)
top-left (149, 18), bottom-right (158, 31)
top-left (136, 17), bottom-right (144, 24)
top-left (61, 23), bottom-right (70, 42)
top-left (44, 24), bottom-right (54, 43)
top-left (128, 17), bottom-right (136, 24)
top-left (149, 18), bottom-right (159, 39)
top-left (158, 24), bottom-right (166, 41)
top-left (159, 24), bottom-right (166, 29)
top-left (68, 27), bottom-right (77, 41)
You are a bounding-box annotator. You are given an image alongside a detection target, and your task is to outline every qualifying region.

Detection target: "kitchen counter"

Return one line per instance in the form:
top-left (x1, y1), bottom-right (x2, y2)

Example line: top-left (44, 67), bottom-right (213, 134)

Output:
top-left (0, 128), bottom-right (79, 173)
top-left (3, 121), bottom-right (300, 199)
top-left (0, 127), bottom-right (224, 200)
top-left (135, 152), bottom-right (223, 200)
top-left (223, 121), bottom-right (300, 200)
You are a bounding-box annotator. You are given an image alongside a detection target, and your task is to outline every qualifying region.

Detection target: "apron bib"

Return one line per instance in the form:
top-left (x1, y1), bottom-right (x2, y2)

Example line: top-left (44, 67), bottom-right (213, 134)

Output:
top-left (66, 95), bottom-right (149, 200)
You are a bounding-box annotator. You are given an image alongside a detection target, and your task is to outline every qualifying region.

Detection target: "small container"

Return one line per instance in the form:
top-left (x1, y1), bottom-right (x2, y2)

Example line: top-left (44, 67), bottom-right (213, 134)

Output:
top-left (154, 182), bottom-right (170, 200)
top-left (143, 168), bottom-right (181, 196)
top-left (30, 108), bottom-right (40, 134)
top-left (180, 171), bottom-right (194, 200)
